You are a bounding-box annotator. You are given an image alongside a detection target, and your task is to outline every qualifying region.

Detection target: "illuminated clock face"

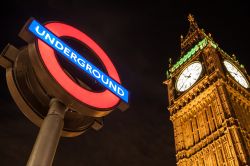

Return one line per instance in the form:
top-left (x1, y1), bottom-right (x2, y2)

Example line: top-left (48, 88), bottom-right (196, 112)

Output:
top-left (223, 60), bottom-right (249, 88)
top-left (176, 61), bottom-right (203, 92)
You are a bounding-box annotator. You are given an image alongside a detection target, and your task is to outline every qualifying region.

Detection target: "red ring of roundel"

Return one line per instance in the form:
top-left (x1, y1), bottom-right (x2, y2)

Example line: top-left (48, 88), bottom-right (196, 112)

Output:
top-left (37, 22), bottom-right (120, 109)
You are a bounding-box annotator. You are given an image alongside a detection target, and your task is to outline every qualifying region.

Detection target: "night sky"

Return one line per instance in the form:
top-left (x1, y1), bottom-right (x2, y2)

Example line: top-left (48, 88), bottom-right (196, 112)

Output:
top-left (0, 1), bottom-right (249, 166)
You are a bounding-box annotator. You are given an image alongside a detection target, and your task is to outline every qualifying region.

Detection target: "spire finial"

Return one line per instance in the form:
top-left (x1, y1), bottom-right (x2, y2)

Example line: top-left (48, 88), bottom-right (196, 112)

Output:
top-left (188, 14), bottom-right (195, 22)
top-left (187, 13), bottom-right (199, 30)
top-left (180, 35), bottom-right (183, 42)
top-left (168, 58), bottom-right (172, 68)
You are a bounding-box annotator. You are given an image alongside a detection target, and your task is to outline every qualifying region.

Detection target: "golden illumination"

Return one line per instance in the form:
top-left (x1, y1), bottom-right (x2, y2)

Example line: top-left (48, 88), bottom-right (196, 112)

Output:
top-left (165, 15), bottom-right (250, 166)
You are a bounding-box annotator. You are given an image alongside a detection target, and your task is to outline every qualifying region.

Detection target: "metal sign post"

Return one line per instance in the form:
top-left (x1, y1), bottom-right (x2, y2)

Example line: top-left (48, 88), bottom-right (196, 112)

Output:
top-left (27, 99), bottom-right (66, 166)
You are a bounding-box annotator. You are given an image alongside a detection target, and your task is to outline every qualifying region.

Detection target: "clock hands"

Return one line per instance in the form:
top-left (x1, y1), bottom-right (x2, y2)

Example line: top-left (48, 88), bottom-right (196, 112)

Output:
top-left (224, 60), bottom-right (249, 88)
top-left (176, 62), bottom-right (202, 92)
top-left (184, 73), bottom-right (191, 78)
top-left (229, 71), bottom-right (239, 76)
top-left (179, 82), bottom-right (185, 91)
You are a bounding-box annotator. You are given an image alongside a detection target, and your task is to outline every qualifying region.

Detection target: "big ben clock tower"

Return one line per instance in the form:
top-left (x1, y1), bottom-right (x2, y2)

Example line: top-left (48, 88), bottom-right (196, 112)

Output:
top-left (164, 14), bottom-right (250, 165)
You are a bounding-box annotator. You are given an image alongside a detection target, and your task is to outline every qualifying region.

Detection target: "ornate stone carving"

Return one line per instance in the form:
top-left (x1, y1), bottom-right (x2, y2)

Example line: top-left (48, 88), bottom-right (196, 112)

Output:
top-left (165, 15), bottom-right (250, 165)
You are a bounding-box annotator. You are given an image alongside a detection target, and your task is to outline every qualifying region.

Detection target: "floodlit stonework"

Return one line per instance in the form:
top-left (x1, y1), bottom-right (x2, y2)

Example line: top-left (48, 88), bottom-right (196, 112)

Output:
top-left (164, 14), bottom-right (250, 166)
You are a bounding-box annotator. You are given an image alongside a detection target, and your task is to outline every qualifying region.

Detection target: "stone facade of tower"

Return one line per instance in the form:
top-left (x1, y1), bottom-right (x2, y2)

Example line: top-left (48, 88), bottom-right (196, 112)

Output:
top-left (164, 15), bottom-right (250, 166)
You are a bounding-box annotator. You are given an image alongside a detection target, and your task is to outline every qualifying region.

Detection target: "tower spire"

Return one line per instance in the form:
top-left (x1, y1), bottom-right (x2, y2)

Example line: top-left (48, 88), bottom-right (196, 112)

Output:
top-left (187, 14), bottom-right (199, 31)
top-left (181, 14), bottom-right (203, 56)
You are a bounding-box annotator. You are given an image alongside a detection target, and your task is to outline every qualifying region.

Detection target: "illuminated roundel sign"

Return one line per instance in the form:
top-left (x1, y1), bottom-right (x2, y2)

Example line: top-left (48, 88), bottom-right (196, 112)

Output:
top-left (28, 20), bottom-right (129, 109)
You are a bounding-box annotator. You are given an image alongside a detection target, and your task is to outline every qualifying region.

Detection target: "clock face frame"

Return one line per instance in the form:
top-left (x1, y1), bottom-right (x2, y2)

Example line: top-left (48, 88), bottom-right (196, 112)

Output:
top-left (223, 60), bottom-right (249, 88)
top-left (176, 61), bottom-right (203, 92)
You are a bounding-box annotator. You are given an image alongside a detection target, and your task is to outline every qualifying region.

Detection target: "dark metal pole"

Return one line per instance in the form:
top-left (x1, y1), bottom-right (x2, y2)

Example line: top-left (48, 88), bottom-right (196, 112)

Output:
top-left (27, 98), bottom-right (67, 166)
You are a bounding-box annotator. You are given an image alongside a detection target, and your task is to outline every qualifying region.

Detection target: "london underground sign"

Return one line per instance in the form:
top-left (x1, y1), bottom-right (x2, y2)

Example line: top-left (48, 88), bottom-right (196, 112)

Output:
top-left (29, 20), bottom-right (129, 105)
top-left (0, 18), bottom-right (129, 138)
top-left (0, 18), bottom-right (129, 165)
